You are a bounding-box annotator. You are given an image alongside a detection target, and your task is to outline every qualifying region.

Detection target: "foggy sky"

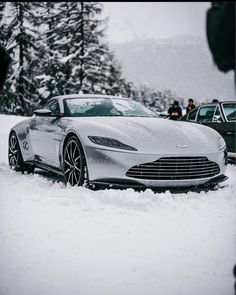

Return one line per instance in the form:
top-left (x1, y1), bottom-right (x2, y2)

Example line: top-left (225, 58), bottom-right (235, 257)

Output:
top-left (101, 2), bottom-right (211, 43)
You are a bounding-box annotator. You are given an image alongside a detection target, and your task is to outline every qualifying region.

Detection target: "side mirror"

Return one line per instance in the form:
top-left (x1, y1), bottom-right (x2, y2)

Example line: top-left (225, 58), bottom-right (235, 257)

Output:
top-left (34, 109), bottom-right (52, 116)
top-left (212, 115), bottom-right (222, 123)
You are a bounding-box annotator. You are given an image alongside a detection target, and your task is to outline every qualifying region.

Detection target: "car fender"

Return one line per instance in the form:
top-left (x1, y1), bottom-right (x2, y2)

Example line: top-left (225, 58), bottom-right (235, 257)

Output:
top-left (9, 118), bottom-right (34, 162)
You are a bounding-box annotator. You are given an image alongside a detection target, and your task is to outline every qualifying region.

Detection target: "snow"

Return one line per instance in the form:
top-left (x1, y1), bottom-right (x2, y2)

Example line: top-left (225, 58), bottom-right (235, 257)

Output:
top-left (0, 114), bottom-right (235, 295)
top-left (60, 52), bottom-right (78, 64)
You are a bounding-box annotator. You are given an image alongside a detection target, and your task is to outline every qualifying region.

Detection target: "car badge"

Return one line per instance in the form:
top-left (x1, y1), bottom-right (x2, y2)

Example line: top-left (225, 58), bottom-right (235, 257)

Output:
top-left (176, 144), bottom-right (188, 148)
top-left (23, 141), bottom-right (29, 150)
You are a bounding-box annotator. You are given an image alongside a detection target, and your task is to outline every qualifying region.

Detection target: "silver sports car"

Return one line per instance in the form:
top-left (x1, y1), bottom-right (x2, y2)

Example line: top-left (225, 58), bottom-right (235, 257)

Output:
top-left (8, 94), bottom-right (228, 189)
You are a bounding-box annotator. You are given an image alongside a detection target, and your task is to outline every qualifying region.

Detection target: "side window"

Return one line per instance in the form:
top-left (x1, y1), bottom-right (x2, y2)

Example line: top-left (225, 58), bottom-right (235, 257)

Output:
top-left (187, 108), bottom-right (198, 121)
top-left (196, 106), bottom-right (216, 122)
top-left (44, 100), bottom-right (60, 116)
top-left (222, 103), bottom-right (236, 122)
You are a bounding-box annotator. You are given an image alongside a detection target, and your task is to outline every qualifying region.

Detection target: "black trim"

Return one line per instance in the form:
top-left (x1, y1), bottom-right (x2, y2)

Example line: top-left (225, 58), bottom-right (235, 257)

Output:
top-left (25, 161), bottom-right (64, 176)
top-left (90, 178), bottom-right (146, 189)
top-left (227, 157), bottom-right (236, 164)
top-left (200, 174), bottom-right (228, 186)
top-left (90, 174), bottom-right (228, 191)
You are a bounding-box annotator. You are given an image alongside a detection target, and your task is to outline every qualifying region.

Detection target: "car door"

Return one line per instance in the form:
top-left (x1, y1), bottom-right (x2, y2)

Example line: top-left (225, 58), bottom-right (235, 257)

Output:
top-left (218, 102), bottom-right (236, 153)
top-left (185, 107), bottom-right (199, 122)
top-left (29, 99), bottom-right (65, 168)
top-left (195, 105), bottom-right (216, 126)
top-left (203, 104), bottom-right (227, 139)
top-left (196, 104), bottom-right (236, 154)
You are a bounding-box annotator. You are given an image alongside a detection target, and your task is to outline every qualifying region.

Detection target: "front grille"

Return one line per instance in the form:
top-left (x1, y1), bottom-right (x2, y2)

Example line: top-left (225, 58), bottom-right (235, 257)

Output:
top-left (126, 157), bottom-right (220, 180)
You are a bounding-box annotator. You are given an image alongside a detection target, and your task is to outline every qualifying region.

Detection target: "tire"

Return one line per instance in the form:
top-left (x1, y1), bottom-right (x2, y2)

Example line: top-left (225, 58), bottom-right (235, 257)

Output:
top-left (63, 136), bottom-right (86, 186)
top-left (8, 132), bottom-right (35, 173)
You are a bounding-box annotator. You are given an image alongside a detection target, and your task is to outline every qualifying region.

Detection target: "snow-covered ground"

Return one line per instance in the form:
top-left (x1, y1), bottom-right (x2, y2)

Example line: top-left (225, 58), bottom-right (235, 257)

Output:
top-left (0, 114), bottom-right (235, 295)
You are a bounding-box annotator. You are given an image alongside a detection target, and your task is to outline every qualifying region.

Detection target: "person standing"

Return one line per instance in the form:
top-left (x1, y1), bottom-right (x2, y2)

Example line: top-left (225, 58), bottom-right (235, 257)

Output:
top-left (186, 98), bottom-right (196, 113)
top-left (168, 100), bottom-right (182, 120)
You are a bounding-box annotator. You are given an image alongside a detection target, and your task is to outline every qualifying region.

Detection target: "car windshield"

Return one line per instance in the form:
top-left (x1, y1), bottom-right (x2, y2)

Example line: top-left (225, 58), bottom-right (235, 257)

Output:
top-left (64, 98), bottom-right (158, 118)
top-left (222, 102), bottom-right (236, 122)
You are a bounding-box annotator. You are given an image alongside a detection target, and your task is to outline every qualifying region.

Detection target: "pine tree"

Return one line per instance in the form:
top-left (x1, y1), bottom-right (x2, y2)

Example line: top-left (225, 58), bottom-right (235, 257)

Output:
top-left (0, 2), bottom-right (6, 45)
top-left (33, 2), bottom-right (63, 106)
top-left (63, 2), bottom-right (109, 94)
top-left (36, 2), bottom-right (86, 99)
top-left (75, 2), bottom-right (128, 96)
top-left (99, 48), bottom-right (127, 96)
top-left (0, 2), bottom-right (42, 115)
top-left (36, 2), bottom-right (127, 99)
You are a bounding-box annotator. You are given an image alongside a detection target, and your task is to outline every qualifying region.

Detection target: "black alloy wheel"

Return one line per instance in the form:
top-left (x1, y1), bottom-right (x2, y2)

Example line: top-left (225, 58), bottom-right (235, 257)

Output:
top-left (63, 137), bottom-right (86, 186)
top-left (8, 133), bottom-right (19, 170)
top-left (8, 132), bottom-right (34, 173)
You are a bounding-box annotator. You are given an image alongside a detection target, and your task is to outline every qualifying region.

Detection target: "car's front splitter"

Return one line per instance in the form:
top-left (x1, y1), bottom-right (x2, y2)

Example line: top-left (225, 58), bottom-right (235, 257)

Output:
top-left (89, 174), bottom-right (228, 192)
top-left (84, 146), bottom-right (227, 188)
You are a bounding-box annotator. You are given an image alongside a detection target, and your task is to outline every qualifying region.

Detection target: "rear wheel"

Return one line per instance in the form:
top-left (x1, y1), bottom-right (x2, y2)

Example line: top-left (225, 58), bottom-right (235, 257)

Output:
top-left (63, 136), bottom-right (86, 186)
top-left (8, 132), bottom-right (34, 173)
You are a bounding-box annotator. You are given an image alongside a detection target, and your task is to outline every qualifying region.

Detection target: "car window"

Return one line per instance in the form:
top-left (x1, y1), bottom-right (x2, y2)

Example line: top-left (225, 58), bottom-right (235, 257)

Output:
top-left (64, 98), bottom-right (158, 117)
top-left (196, 105), bottom-right (216, 122)
top-left (187, 108), bottom-right (198, 121)
top-left (222, 102), bottom-right (236, 122)
top-left (44, 99), bottom-right (60, 116)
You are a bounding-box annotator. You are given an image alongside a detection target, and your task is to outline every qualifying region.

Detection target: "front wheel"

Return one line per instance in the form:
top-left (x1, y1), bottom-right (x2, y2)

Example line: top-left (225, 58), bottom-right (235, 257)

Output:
top-left (63, 137), bottom-right (86, 186)
top-left (8, 132), bottom-right (34, 173)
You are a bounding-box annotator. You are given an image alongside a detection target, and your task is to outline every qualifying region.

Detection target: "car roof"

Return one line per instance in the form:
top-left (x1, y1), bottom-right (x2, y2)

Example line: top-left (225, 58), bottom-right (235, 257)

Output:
top-left (181, 100), bottom-right (236, 118)
top-left (198, 101), bottom-right (236, 107)
top-left (52, 94), bottom-right (130, 101)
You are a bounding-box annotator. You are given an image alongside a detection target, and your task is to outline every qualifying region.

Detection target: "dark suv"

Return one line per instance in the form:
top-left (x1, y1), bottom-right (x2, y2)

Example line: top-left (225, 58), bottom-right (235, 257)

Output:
top-left (180, 101), bottom-right (236, 163)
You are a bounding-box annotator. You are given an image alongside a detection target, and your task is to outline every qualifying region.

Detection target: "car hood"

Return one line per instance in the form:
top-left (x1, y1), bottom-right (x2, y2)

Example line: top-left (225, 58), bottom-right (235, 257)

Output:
top-left (67, 117), bottom-right (222, 154)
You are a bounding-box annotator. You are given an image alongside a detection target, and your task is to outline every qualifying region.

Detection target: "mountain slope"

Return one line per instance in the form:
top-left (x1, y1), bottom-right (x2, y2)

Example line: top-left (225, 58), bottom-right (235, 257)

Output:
top-left (110, 37), bottom-right (235, 103)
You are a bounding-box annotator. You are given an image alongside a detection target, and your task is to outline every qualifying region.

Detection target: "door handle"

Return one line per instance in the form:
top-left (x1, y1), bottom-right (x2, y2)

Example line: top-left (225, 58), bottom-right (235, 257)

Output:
top-left (226, 132), bottom-right (235, 135)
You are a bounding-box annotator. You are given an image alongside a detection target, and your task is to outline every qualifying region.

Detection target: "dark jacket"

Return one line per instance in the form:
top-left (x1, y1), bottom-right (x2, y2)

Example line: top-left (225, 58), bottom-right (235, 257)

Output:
top-left (168, 105), bottom-right (182, 120)
top-left (186, 104), bottom-right (196, 113)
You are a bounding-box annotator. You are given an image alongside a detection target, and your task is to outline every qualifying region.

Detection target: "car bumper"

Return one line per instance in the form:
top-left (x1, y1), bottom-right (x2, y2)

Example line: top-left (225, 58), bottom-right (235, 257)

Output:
top-left (85, 146), bottom-right (227, 188)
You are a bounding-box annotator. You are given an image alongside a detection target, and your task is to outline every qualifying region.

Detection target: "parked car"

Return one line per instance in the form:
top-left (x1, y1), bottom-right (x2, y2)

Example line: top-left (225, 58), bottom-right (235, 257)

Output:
top-left (8, 95), bottom-right (228, 189)
top-left (180, 101), bottom-right (236, 163)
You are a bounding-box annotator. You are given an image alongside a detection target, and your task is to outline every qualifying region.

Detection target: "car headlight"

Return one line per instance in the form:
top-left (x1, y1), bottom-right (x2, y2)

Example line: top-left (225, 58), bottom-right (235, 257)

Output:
top-left (218, 137), bottom-right (226, 150)
top-left (88, 136), bottom-right (137, 151)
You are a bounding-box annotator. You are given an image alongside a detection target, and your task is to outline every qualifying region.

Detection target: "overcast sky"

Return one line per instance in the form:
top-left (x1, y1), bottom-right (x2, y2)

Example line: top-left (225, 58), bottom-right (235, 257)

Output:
top-left (101, 2), bottom-right (211, 43)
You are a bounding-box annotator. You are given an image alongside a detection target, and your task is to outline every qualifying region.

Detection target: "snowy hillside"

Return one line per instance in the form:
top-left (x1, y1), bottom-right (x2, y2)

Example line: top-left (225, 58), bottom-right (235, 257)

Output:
top-left (110, 37), bottom-right (235, 103)
top-left (0, 114), bottom-right (235, 295)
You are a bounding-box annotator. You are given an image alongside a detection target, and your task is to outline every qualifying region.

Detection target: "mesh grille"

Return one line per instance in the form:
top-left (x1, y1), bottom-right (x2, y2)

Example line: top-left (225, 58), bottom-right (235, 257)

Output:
top-left (126, 157), bottom-right (220, 180)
